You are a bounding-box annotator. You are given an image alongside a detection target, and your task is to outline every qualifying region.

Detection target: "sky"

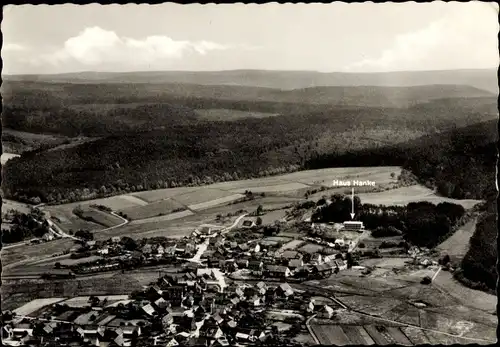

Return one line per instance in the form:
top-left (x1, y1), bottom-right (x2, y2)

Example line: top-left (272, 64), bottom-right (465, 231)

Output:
top-left (2, 2), bottom-right (498, 74)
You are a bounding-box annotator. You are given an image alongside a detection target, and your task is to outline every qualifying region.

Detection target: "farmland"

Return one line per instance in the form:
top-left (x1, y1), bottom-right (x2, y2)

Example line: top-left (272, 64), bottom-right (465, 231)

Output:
top-left (117, 198), bottom-right (185, 220)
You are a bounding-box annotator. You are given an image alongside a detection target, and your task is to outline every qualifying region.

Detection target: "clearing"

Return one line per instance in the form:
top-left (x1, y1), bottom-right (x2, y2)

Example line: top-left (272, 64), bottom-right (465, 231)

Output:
top-left (1, 198), bottom-right (32, 214)
top-left (435, 218), bottom-right (477, 262)
top-left (358, 185), bottom-right (482, 208)
top-left (194, 108), bottom-right (279, 121)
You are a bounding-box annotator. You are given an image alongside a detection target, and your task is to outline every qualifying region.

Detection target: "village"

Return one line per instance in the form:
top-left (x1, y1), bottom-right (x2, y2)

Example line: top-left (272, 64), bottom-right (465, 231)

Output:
top-left (2, 204), bottom-right (370, 347)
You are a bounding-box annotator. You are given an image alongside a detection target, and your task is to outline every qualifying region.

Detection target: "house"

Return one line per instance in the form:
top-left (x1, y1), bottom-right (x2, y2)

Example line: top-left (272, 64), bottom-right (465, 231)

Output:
top-left (242, 220), bottom-right (255, 228)
top-left (238, 243), bottom-right (249, 252)
top-left (318, 305), bottom-right (335, 319)
top-left (313, 263), bottom-right (333, 277)
top-left (98, 247), bottom-right (109, 255)
top-left (42, 232), bottom-right (54, 242)
top-left (288, 258), bottom-right (304, 269)
top-left (311, 253), bottom-right (323, 265)
top-left (114, 334), bottom-right (132, 347)
top-left (306, 299), bottom-right (315, 313)
top-left (276, 283), bottom-right (294, 298)
top-left (229, 241), bottom-right (238, 249)
top-left (142, 244), bottom-right (153, 255)
top-left (156, 245), bottom-right (165, 255)
top-left (154, 297), bottom-right (169, 310)
top-left (265, 265), bottom-right (291, 278)
top-left (248, 260), bottom-right (264, 271)
top-left (141, 303), bottom-right (156, 316)
top-left (219, 260), bottom-right (237, 273)
top-left (236, 259), bottom-right (249, 269)
top-left (334, 259), bottom-right (347, 271)
top-left (252, 243), bottom-right (261, 253)
top-left (86, 240), bottom-right (97, 248)
top-left (250, 295), bottom-right (261, 307)
top-left (111, 236), bottom-right (121, 243)
top-left (236, 332), bottom-right (251, 342)
top-left (256, 281), bottom-right (267, 295)
top-left (166, 337), bottom-right (179, 347)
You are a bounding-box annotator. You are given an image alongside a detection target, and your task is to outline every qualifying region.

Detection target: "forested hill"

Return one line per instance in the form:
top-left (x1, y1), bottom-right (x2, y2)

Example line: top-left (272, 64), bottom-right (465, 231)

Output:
top-left (2, 79), bottom-right (497, 138)
top-left (2, 113), bottom-right (497, 204)
top-left (305, 119), bottom-right (498, 201)
top-left (3, 80), bottom-right (493, 108)
top-left (457, 201), bottom-right (498, 293)
top-left (4, 68), bottom-right (497, 93)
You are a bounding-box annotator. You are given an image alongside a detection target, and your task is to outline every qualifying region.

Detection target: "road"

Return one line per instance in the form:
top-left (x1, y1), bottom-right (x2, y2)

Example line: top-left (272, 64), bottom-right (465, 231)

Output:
top-left (182, 213), bottom-right (248, 264)
top-left (101, 211), bottom-right (129, 232)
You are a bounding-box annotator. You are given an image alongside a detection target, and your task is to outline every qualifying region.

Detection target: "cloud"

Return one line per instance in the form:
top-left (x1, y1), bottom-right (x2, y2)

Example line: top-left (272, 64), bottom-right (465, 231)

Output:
top-left (2, 43), bottom-right (27, 52)
top-left (345, 3), bottom-right (499, 71)
top-left (34, 26), bottom-right (255, 68)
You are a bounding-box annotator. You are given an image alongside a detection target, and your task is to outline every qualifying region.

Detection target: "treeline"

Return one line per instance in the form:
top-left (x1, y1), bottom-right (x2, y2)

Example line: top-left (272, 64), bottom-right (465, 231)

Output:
top-left (312, 194), bottom-right (466, 248)
top-left (456, 201), bottom-right (497, 293)
top-left (1, 208), bottom-right (50, 244)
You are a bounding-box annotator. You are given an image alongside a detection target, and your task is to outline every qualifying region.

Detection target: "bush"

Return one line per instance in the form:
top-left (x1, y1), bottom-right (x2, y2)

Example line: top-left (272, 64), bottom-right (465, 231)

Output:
top-left (421, 276), bottom-right (432, 285)
top-left (358, 242), bottom-right (365, 248)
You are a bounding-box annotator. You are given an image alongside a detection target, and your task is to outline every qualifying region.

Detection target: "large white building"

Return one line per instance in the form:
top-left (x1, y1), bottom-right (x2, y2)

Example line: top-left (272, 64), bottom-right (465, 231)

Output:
top-left (343, 221), bottom-right (364, 232)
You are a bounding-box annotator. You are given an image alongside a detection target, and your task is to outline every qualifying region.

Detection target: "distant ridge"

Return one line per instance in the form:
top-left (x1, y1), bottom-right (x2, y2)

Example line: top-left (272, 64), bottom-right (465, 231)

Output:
top-left (4, 68), bottom-right (498, 93)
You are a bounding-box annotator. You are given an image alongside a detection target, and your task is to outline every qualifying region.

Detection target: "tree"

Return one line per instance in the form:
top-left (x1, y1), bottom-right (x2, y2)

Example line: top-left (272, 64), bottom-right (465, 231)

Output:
top-left (121, 236), bottom-right (138, 251)
top-left (256, 217), bottom-right (263, 226)
top-left (256, 205), bottom-right (263, 216)
top-left (54, 262), bottom-right (61, 269)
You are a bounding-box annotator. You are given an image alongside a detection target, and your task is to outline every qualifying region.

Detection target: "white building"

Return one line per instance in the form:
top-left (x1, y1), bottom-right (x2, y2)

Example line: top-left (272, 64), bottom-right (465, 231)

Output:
top-left (342, 221), bottom-right (364, 231)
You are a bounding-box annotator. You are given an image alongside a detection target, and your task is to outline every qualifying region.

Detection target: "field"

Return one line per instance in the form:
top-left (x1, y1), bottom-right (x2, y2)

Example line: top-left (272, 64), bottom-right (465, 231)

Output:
top-left (279, 240), bottom-right (305, 251)
top-left (311, 324), bottom-right (418, 345)
top-left (1, 198), bottom-right (32, 214)
top-left (435, 218), bottom-right (477, 262)
top-left (1, 152), bottom-right (20, 164)
top-left (44, 205), bottom-right (104, 233)
top-left (188, 193), bottom-right (246, 210)
top-left (357, 185), bottom-right (482, 208)
top-left (13, 297), bottom-right (67, 316)
top-left (432, 270), bottom-right (496, 313)
top-left (78, 207), bottom-right (124, 228)
top-left (2, 238), bottom-right (76, 266)
top-left (299, 243), bottom-right (324, 254)
top-left (118, 198), bottom-right (185, 220)
top-left (194, 108), bottom-right (279, 121)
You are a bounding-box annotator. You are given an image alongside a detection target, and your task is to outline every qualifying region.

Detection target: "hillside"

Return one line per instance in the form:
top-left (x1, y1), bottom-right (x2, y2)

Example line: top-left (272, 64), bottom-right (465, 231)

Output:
top-left (2, 80), bottom-right (493, 108)
top-left (305, 119), bottom-right (498, 200)
top-left (2, 113), bottom-right (497, 205)
top-left (4, 68), bottom-right (497, 93)
top-left (2, 80), bottom-right (496, 138)
top-left (458, 201), bottom-right (498, 293)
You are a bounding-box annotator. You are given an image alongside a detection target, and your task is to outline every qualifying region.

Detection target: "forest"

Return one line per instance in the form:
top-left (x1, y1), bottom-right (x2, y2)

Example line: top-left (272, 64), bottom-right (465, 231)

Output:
top-left (456, 201), bottom-right (498, 293)
top-left (2, 111), bottom-right (497, 205)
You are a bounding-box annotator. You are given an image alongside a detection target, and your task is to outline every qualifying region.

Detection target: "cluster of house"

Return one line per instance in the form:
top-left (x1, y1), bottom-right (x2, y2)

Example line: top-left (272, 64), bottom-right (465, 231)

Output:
top-left (203, 236), bottom-right (348, 281)
top-left (3, 265), bottom-right (319, 347)
top-left (65, 237), bottom-right (199, 275)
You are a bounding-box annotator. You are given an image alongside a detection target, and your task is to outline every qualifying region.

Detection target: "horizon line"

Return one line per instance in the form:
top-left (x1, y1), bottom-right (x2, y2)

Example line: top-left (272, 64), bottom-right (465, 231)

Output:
top-left (3, 67), bottom-right (497, 77)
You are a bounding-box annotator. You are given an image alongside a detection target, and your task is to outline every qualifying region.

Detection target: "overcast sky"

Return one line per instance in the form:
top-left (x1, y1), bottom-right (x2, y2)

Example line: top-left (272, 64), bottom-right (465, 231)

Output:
top-left (2, 2), bottom-right (498, 74)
